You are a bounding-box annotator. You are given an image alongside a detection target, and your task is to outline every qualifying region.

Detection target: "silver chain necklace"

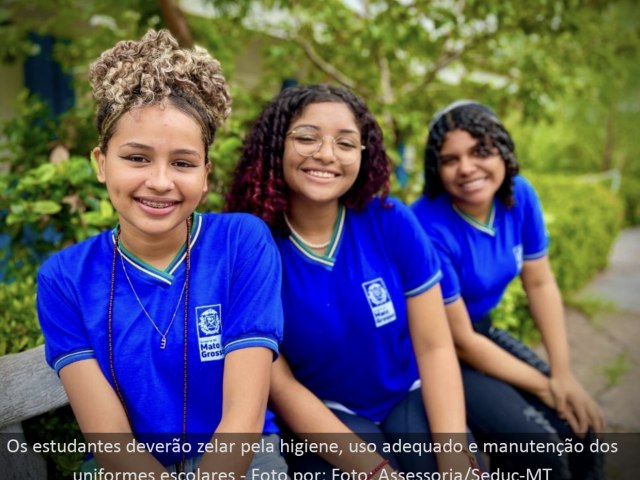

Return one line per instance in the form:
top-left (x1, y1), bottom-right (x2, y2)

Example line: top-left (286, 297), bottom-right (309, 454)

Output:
top-left (283, 213), bottom-right (331, 249)
top-left (117, 246), bottom-right (186, 349)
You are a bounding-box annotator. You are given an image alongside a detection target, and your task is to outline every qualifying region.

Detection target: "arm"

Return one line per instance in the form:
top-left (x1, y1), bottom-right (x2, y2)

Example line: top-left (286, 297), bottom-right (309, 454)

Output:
top-left (445, 298), bottom-right (554, 403)
top-left (521, 257), bottom-right (604, 434)
top-left (60, 360), bottom-right (167, 474)
top-left (197, 347), bottom-right (273, 476)
top-left (269, 355), bottom-right (394, 476)
top-left (407, 284), bottom-right (474, 472)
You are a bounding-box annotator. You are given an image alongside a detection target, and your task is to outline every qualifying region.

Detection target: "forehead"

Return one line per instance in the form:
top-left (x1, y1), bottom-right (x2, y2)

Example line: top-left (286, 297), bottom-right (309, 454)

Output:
top-left (440, 129), bottom-right (479, 152)
top-left (292, 101), bottom-right (359, 132)
top-left (109, 104), bottom-right (204, 147)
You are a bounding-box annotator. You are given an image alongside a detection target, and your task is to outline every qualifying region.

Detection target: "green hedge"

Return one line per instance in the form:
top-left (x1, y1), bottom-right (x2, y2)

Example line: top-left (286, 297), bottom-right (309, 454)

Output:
top-left (529, 172), bottom-right (624, 294)
top-left (492, 172), bottom-right (624, 342)
top-left (619, 175), bottom-right (640, 227)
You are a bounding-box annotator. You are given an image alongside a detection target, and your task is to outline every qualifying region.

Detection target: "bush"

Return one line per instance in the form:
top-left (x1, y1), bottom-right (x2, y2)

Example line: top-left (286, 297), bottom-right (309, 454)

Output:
top-left (619, 175), bottom-right (640, 226)
top-left (492, 172), bottom-right (624, 342)
top-left (528, 172), bottom-right (624, 294)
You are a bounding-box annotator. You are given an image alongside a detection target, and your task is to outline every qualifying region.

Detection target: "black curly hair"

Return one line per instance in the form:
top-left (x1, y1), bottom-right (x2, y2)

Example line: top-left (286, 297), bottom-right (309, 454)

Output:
top-left (225, 84), bottom-right (391, 234)
top-left (423, 101), bottom-right (519, 208)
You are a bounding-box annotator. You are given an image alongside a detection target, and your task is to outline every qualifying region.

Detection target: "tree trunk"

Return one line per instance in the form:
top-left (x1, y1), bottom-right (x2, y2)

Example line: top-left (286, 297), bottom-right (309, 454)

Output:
top-left (157, 0), bottom-right (194, 48)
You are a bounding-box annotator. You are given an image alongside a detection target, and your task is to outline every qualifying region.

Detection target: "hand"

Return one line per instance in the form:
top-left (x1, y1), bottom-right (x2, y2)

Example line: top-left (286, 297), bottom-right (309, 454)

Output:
top-left (437, 449), bottom-right (483, 476)
top-left (549, 372), bottom-right (605, 436)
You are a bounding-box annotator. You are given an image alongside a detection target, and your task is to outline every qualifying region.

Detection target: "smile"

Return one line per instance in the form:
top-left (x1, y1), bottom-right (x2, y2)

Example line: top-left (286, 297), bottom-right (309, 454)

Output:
top-left (459, 177), bottom-right (487, 190)
top-left (303, 169), bottom-right (338, 179)
top-left (136, 198), bottom-right (179, 209)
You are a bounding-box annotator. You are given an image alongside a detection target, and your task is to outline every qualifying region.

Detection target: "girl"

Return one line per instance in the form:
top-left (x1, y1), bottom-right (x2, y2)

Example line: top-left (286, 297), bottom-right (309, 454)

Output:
top-left (36, 30), bottom-right (286, 476)
top-left (412, 100), bottom-right (604, 479)
top-left (226, 84), bottom-right (476, 477)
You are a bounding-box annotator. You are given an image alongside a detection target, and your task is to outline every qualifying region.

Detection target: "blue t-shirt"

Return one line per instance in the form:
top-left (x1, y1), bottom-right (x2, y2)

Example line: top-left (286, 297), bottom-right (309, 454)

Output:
top-left (37, 212), bottom-right (283, 466)
top-left (276, 198), bottom-right (442, 423)
top-left (411, 175), bottom-right (548, 323)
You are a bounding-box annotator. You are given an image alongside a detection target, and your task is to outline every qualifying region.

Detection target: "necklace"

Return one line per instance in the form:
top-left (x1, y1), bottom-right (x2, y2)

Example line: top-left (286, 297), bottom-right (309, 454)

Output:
top-left (284, 213), bottom-right (331, 249)
top-left (108, 216), bottom-right (192, 472)
top-left (117, 248), bottom-right (186, 349)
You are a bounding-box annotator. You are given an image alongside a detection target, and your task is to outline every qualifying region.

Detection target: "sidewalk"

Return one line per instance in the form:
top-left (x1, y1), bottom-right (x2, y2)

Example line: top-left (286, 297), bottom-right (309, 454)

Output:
top-left (567, 227), bottom-right (640, 432)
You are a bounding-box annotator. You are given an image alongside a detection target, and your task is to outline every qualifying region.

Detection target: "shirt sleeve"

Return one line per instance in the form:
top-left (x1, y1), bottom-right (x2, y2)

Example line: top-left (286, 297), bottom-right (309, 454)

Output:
top-left (37, 257), bottom-right (95, 375)
top-left (410, 197), bottom-right (461, 304)
top-left (386, 199), bottom-right (442, 298)
top-left (223, 215), bottom-right (284, 357)
top-left (516, 176), bottom-right (549, 261)
top-left (429, 233), bottom-right (462, 304)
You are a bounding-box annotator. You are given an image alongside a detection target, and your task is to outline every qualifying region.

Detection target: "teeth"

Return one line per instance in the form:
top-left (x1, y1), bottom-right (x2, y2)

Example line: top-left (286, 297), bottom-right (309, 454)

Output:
top-left (460, 178), bottom-right (485, 189)
top-left (139, 199), bottom-right (175, 208)
top-left (307, 170), bottom-right (336, 178)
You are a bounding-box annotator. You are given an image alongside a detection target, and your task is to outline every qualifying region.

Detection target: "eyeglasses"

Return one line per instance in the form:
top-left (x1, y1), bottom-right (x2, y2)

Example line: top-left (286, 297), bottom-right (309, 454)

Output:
top-left (286, 127), bottom-right (365, 165)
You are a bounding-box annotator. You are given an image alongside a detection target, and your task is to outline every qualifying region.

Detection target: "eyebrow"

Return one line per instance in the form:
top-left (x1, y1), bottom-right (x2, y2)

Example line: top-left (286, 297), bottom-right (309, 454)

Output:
top-left (119, 142), bottom-right (200, 156)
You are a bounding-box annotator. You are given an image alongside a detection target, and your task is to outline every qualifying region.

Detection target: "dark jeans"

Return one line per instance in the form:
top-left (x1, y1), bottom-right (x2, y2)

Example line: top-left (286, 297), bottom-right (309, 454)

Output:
top-left (463, 316), bottom-right (604, 479)
top-left (282, 388), bottom-right (480, 475)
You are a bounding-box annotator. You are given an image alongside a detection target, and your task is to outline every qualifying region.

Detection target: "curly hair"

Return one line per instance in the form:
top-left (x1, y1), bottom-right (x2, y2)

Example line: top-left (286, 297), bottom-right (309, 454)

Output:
top-left (423, 101), bottom-right (519, 208)
top-left (89, 29), bottom-right (231, 155)
top-left (225, 84), bottom-right (391, 234)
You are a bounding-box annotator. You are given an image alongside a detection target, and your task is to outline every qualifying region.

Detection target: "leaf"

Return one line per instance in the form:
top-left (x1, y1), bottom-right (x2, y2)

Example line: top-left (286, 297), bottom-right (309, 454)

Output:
top-left (32, 200), bottom-right (62, 215)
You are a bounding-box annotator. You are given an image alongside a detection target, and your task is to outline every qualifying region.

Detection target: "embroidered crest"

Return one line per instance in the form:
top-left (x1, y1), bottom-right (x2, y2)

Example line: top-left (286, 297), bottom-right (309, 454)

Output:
top-left (362, 278), bottom-right (396, 327)
top-left (196, 304), bottom-right (223, 361)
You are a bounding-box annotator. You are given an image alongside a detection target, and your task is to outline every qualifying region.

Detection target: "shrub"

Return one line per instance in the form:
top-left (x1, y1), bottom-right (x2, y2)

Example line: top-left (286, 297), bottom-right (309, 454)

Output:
top-left (492, 172), bottom-right (624, 342)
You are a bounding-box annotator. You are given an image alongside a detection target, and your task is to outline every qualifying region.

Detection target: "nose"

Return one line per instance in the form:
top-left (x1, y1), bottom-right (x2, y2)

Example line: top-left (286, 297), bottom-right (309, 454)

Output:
top-left (145, 164), bottom-right (174, 191)
top-left (458, 155), bottom-right (476, 175)
top-left (313, 136), bottom-right (337, 163)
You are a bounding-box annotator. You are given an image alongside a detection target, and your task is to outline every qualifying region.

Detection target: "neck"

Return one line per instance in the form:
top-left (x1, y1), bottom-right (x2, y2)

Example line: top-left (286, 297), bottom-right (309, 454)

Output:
top-left (287, 199), bottom-right (339, 247)
top-left (453, 200), bottom-right (492, 224)
top-left (118, 220), bottom-right (190, 270)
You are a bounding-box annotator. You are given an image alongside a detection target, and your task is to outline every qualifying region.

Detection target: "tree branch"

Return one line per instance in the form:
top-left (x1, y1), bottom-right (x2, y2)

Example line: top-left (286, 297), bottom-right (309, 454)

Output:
top-left (157, 0), bottom-right (194, 48)
top-left (293, 36), bottom-right (357, 90)
top-left (404, 31), bottom-right (494, 97)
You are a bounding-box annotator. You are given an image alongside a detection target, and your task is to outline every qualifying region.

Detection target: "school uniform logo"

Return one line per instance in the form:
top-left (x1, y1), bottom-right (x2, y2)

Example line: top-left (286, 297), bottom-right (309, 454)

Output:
top-left (196, 304), bottom-right (224, 362)
top-left (362, 278), bottom-right (396, 327)
top-left (513, 244), bottom-right (523, 273)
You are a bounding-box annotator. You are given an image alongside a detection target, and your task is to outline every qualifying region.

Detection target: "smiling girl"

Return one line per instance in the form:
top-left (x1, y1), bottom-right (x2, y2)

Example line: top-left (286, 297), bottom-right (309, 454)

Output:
top-left (412, 100), bottom-right (604, 479)
top-left (36, 30), bottom-right (286, 476)
top-left (226, 84), bottom-right (476, 477)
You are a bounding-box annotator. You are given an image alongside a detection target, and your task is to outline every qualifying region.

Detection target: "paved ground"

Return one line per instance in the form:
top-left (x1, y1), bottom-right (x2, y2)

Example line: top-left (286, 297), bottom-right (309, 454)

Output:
top-left (546, 228), bottom-right (640, 479)
top-left (567, 227), bottom-right (640, 432)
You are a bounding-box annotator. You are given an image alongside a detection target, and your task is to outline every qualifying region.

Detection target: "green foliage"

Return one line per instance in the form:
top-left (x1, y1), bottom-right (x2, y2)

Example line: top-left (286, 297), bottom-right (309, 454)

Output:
top-left (491, 281), bottom-right (539, 345)
top-left (527, 172), bottom-right (624, 294)
top-left (619, 176), bottom-right (640, 226)
top-left (490, 173), bottom-right (623, 344)
top-left (601, 351), bottom-right (631, 389)
top-left (0, 267), bottom-right (41, 355)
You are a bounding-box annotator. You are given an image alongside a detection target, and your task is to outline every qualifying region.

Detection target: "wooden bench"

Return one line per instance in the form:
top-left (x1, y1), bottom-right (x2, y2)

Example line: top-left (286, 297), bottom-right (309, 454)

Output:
top-left (0, 344), bottom-right (69, 479)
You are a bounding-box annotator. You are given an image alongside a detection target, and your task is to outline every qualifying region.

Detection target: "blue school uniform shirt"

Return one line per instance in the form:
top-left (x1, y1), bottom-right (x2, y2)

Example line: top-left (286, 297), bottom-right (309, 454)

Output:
top-left (411, 175), bottom-right (549, 323)
top-left (276, 198), bottom-right (442, 423)
top-left (37, 212), bottom-right (283, 466)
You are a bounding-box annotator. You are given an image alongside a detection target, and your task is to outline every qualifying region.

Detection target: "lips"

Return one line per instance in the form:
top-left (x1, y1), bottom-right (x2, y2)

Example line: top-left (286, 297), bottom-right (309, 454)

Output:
top-left (136, 197), bottom-right (179, 209)
top-left (302, 168), bottom-right (339, 179)
top-left (459, 177), bottom-right (487, 191)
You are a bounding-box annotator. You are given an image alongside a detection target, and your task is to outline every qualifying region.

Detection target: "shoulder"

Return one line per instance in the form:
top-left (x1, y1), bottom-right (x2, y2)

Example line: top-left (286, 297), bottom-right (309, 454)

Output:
top-left (198, 212), bottom-right (278, 261)
top-left (513, 175), bottom-right (537, 197)
top-left (200, 211), bottom-right (272, 238)
top-left (511, 175), bottom-right (542, 210)
top-left (361, 195), bottom-right (408, 216)
top-left (355, 196), bottom-right (418, 228)
top-left (38, 230), bottom-right (111, 280)
top-left (411, 194), bottom-right (455, 230)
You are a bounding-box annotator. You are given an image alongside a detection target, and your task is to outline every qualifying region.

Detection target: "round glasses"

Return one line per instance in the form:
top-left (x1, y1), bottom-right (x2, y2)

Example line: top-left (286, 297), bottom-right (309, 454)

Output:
top-left (287, 127), bottom-right (365, 165)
